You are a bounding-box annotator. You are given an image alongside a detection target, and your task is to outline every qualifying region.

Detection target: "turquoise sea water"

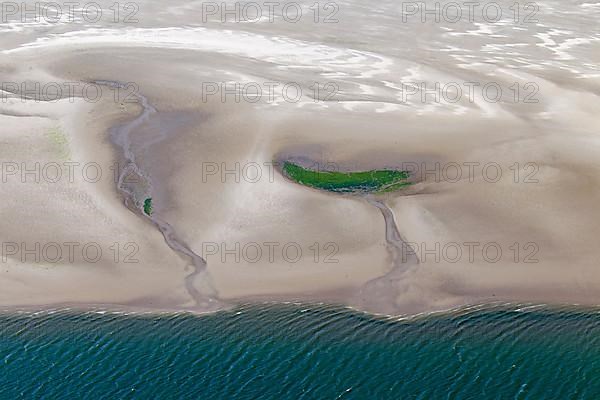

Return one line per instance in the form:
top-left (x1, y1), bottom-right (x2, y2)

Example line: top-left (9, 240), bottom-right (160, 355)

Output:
top-left (1, 303), bottom-right (599, 399)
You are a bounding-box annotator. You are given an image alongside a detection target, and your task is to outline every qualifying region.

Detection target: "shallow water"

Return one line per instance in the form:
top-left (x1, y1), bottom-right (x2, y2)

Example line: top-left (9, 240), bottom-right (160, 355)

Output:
top-left (2, 303), bottom-right (600, 399)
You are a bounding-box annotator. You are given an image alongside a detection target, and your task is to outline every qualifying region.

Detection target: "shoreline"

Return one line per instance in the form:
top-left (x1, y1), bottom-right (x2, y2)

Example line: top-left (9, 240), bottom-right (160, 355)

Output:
top-left (2, 299), bottom-right (600, 323)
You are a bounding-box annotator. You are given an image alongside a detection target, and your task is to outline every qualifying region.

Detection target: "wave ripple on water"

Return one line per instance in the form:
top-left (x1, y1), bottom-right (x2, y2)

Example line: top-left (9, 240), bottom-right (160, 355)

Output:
top-left (1, 303), bottom-right (600, 399)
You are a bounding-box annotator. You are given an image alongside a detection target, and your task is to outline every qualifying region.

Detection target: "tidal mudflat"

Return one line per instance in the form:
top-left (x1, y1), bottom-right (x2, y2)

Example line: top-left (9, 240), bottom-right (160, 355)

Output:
top-left (0, 0), bottom-right (599, 317)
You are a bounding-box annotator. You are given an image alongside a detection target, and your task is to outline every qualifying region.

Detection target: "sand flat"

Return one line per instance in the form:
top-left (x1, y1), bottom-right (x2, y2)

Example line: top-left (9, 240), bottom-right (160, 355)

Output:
top-left (0, 0), bottom-right (599, 314)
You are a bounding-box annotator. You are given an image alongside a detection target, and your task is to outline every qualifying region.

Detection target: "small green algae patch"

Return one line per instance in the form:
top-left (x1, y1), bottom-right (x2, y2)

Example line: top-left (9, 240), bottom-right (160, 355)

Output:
top-left (282, 161), bottom-right (411, 194)
top-left (46, 126), bottom-right (70, 160)
top-left (143, 198), bottom-right (153, 216)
